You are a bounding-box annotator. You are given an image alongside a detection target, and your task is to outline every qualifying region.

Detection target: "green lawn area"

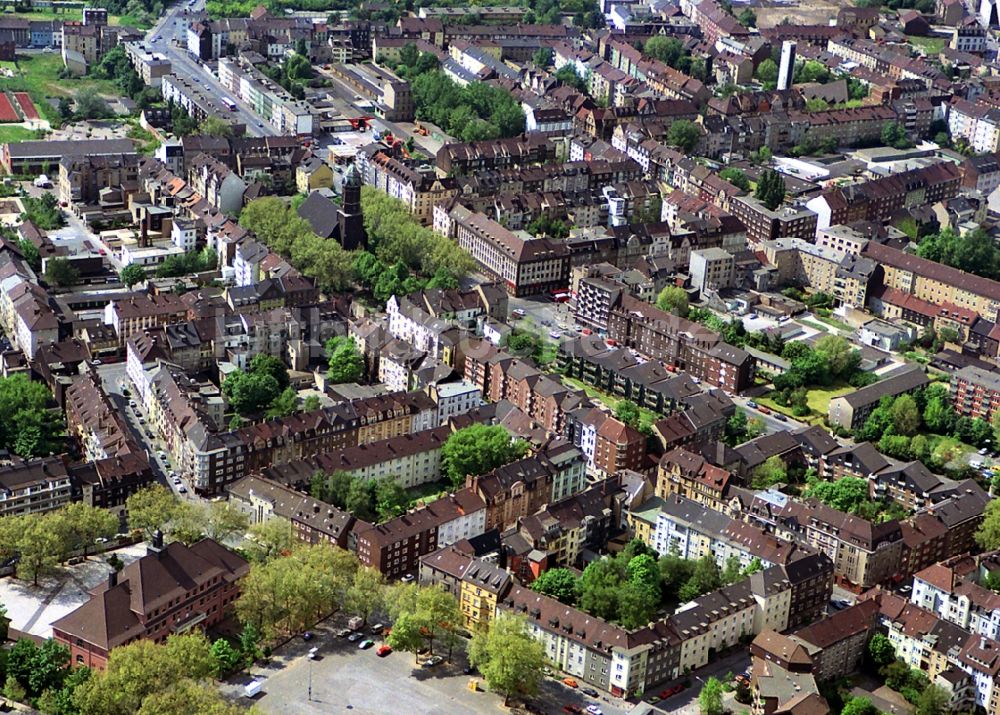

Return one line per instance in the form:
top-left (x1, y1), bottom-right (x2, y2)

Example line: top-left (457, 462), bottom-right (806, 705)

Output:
top-left (405, 479), bottom-right (451, 508)
top-left (811, 314), bottom-right (853, 332)
top-left (799, 319), bottom-right (830, 333)
top-left (0, 125), bottom-right (45, 143)
top-left (561, 375), bottom-right (661, 427)
top-left (755, 382), bottom-right (852, 426)
top-left (0, 54), bottom-right (122, 125)
top-left (0, 10), bottom-right (149, 27)
top-left (907, 35), bottom-right (946, 54)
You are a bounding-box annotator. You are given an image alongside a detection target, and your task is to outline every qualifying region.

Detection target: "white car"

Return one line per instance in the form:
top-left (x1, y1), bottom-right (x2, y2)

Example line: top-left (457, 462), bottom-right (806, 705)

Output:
top-left (586, 706), bottom-right (603, 715)
top-left (173, 477), bottom-right (181, 485)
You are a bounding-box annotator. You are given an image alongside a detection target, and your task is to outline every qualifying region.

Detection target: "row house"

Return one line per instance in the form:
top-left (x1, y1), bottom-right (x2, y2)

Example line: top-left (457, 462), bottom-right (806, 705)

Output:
top-left (911, 555), bottom-right (1000, 643)
top-left (735, 491), bottom-right (904, 590)
top-left (656, 447), bottom-right (732, 513)
top-left (0, 457), bottom-right (74, 518)
top-left (467, 440), bottom-right (587, 531)
top-left (807, 161), bottom-right (962, 234)
top-left (353, 488), bottom-right (487, 579)
top-left (463, 342), bottom-right (590, 434)
top-left (948, 98), bottom-right (1000, 154)
top-left (644, 492), bottom-right (818, 573)
top-left (187, 153), bottom-right (248, 216)
top-left (511, 477), bottom-right (621, 570)
top-left (435, 134), bottom-right (556, 174)
top-left (865, 240), bottom-right (1000, 323)
top-left (442, 205), bottom-right (571, 297)
top-left (227, 474), bottom-right (357, 549)
top-left (601, 293), bottom-right (755, 393)
top-left (355, 145), bottom-right (457, 225)
top-left (568, 408), bottom-right (647, 476)
top-left (731, 195), bottom-right (818, 245)
top-left (762, 237), bottom-right (877, 309)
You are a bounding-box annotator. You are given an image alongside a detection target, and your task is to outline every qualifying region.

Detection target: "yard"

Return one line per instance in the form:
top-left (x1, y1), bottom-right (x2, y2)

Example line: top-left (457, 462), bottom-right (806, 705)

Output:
top-left (0, 125), bottom-right (45, 143)
top-left (0, 54), bottom-right (122, 124)
top-left (561, 375), bottom-right (661, 428)
top-left (906, 34), bottom-right (946, 55)
top-left (3, 9), bottom-right (152, 28)
top-left (755, 382), bottom-right (854, 426)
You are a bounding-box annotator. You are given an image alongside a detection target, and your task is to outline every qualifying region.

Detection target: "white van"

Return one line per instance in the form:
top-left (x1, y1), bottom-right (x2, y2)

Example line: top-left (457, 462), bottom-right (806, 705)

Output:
top-left (244, 680), bottom-right (263, 698)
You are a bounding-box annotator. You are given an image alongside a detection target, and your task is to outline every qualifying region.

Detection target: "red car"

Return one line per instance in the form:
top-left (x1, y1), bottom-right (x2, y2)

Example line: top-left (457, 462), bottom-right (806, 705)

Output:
top-left (563, 706), bottom-right (583, 714)
top-left (376, 645), bottom-right (392, 657)
top-left (659, 684), bottom-right (685, 699)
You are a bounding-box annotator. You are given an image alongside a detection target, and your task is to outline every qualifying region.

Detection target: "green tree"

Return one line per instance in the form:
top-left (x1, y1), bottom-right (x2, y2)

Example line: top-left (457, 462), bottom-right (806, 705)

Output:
top-left (118, 264), bottom-right (147, 289)
top-left (58, 502), bottom-right (118, 559)
top-left (325, 336), bottom-right (365, 384)
top-left (667, 120), bottom-right (701, 152)
top-left (199, 116), bottom-right (234, 137)
top-left (923, 395), bottom-right (955, 433)
top-left (126, 485), bottom-right (180, 540)
top-left (44, 258), bottom-right (79, 288)
top-left (249, 354), bottom-right (290, 391)
top-left (530, 568), bottom-right (579, 604)
top-left (244, 517), bottom-right (295, 564)
top-left (698, 676), bottom-right (725, 715)
top-left (71, 632), bottom-right (215, 715)
top-left (554, 64), bottom-right (586, 91)
top-left (656, 285), bottom-right (690, 317)
top-left (222, 369), bottom-right (280, 416)
top-left (803, 476), bottom-right (870, 515)
top-left (814, 334), bottom-right (857, 376)
top-left (135, 679), bottom-right (245, 715)
top-left (17, 238), bottom-right (41, 272)
top-left (751, 455), bottom-right (787, 489)
top-left (679, 555), bottom-right (722, 602)
top-left (386, 612), bottom-right (424, 663)
top-left (841, 697), bottom-right (879, 715)
top-left (17, 515), bottom-right (63, 585)
top-left (578, 557), bottom-right (626, 621)
top-left (615, 400), bottom-right (641, 427)
top-left (265, 387), bottom-right (299, 418)
top-left (441, 424), bottom-right (528, 487)
top-left (208, 638), bottom-right (242, 678)
top-left (976, 499), bottom-right (1000, 550)
top-left (532, 47), bottom-right (553, 66)
top-left (890, 394), bottom-right (921, 436)
top-left (73, 88), bottom-right (111, 119)
top-left (344, 566), bottom-right (386, 625)
top-left (658, 553), bottom-right (696, 601)
top-left (205, 501), bottom-right (248, 542)
top-left (881, 121), bottom-right (913, 149)
top-left (914, 686), bottom-right (949, 715)
top-left (374, 478), bottom-right (408, 521)
top-left (468, 614), bottom-right (546, 706)
top-left (756, 58), bottom-right (778, 86)
top-left (755, 169), bottom-right (786, 211)
top-left (719, 167), bottom-right (751, 191)
top-left (867, 632), bottom-right (895, 668)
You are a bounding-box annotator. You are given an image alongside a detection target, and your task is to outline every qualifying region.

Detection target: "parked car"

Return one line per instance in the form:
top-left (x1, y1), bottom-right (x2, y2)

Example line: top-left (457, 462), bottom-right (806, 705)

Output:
top-left (562, 678), bottom-right (578, 688)
top-left (422, 655), bottom-right (443, 667)
top-left (581, 687), bottom-right (598, 697)
top-left (178, 485), bottom-right (187, 493)
top-left (585, 706), bottom-right (603, 715)
top-left (757, 405), bottom-right (771, 415)
top-left (774, 413), bottom-right (787, 422)
top-left (358, 639), bottom-right (375, 650)
top-left (562, 705), bottom-right (583, 714)
top-left (512, 308), bottom-right (526, 318)
top-left (376, 645), bottom-right (392, 657)
top-left (400, 574), bottom-right (415, 583)
top-left (335, 628), bottom-right (352, 638)
top-left (370, 623), bottom-right (384, 634)
top-left (347, 632), bottom-right (363, 643)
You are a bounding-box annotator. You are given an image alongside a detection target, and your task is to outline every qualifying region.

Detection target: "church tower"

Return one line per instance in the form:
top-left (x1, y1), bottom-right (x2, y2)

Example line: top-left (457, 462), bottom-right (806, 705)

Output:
top-left (338, 165), bottom-right (366, 250)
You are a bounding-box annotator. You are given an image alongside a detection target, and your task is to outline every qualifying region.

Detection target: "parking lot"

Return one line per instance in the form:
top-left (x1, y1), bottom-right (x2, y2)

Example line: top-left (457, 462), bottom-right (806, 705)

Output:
top-left (220, 615), bottom-right (640, 715)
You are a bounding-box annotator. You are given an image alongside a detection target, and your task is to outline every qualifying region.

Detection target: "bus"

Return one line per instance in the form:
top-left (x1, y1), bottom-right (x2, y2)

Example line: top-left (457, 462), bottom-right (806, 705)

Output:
top-left (221, 97), bottom-right (237, 111)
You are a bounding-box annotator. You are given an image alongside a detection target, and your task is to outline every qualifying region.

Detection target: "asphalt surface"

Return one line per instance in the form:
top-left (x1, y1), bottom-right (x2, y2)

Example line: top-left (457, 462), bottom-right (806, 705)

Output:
top-left (95, 362), bottom-right (198, 502)
top-left (145, 0), bottom-right (275, 137)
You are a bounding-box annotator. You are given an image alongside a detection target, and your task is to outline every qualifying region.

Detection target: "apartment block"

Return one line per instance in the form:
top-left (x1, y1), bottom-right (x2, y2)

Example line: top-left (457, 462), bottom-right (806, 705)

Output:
top-left (950, 364), bottom-right (1000, 420)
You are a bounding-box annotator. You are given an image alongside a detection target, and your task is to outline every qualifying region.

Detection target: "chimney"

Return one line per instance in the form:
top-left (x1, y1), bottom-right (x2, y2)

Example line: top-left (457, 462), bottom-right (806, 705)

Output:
top-left (148, 529), bottom-right (164, 557)
top-left (108, 570), bottom-right (118, 588)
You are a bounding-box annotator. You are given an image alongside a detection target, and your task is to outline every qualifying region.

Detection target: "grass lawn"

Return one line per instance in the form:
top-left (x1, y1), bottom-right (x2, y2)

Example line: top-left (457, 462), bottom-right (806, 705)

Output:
top-left (812, 314), bottom-right (853, 332)
top-left (405, 479), bottom-right (451, 508)
top-left (561, 375), bottom-right (661, 426)
top-left (0, 125), bottom-right (45, 143)
top-left (799, 319), bottom-right (830, 333)
top-left (907, 35), bottom-right (946, 54)
top-left (805, 383), bottom-right (853, 415)
top-left (0, 54), bottom-right (122, 125)
top-left (0, 10), bottom-right (149, 27)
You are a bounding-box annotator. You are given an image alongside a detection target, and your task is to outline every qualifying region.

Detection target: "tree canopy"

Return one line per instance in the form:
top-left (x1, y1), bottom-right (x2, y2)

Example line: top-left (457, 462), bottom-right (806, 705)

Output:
top-left (324, 336), bottom-right (365, 384)
top-left (468, 614), bottom-right (546, 706)
top-left (755, 169), bottom-right (786, 211)
top-left (441, 424), bottom-right (528, 488)
top-left (656, 285), bottom-right (690, 317)
top-left (0, 374), bottom-right (64, 459)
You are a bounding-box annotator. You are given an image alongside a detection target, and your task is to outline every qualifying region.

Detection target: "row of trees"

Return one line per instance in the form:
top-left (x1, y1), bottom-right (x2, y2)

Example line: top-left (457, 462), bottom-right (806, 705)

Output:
top-left (0, 374), bottom-right (64, 459)
top-left (308, 470), bottom-right (410, 523)
top-left (916, 226), bottom-right (1000, 281)
top-left (0, 503), bottom-right (118, 585)
top-left (531, 540), bottom-right (762, 628)
top-left (238, 197), bottom-right (354, 292)
top-left (124, 485), bottom-right (249, 546)
top-left (855, 383), bottom-right (996, 468)
top-left (411, 70), bottom-right (526, 143)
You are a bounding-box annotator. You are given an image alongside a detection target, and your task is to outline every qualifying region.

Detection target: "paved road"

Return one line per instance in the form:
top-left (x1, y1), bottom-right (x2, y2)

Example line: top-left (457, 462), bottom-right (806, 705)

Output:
top-left (730, 395), bottom-right (807, 436)
top-left (145, 0), bottom-right (275, 137)
top-left (95, 362), bottom-right (198, 502)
